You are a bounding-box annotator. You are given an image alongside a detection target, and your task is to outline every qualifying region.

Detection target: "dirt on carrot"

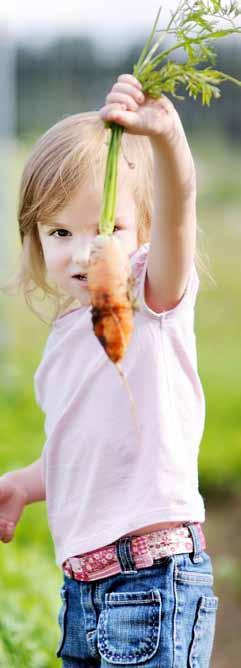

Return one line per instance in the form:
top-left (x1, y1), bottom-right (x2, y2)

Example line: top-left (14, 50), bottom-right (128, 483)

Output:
top-left (88, 234), bottom-right (142, 443)
top-left (88, 234), bottom-right (135, 364)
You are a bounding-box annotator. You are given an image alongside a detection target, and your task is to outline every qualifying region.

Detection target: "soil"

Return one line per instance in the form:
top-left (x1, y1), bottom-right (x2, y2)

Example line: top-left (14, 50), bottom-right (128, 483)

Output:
top-left (204, 492), bottom-right (241, 668)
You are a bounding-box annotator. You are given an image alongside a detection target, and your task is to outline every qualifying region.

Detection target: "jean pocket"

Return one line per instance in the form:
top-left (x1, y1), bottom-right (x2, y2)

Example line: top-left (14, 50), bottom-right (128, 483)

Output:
top-left (189, 595), bottom-right (219, 668)
top-left (97, 589), bottom-right (161, 665)
top-left (175, 551), bottom-right (214, 587)
top-left (56, 584), bottom-right (68, 657)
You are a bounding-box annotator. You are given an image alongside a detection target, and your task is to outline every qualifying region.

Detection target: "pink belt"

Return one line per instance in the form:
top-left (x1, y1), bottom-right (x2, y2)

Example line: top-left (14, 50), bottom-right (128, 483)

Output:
top-left (63, 523), bottom-right (206, 582)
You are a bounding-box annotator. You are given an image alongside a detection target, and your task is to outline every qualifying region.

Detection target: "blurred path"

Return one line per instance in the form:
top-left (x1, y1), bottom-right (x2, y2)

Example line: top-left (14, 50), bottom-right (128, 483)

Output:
top-left (205, 493), bottom-right (241, 667)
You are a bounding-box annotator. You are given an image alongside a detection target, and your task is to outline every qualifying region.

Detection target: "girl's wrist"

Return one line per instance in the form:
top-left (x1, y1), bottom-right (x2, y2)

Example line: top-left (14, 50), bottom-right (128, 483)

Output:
top-left (150, 130), bottom-right (196, 198)
top-left (150, 118), bottom-right (193, 163)
top-left (2, 471), bottom-right (28, 504)
top-left (2, 459), bottom-right (46, 505)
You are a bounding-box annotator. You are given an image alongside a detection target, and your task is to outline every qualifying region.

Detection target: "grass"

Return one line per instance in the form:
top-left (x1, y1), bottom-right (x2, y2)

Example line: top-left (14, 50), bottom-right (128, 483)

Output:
top-left (0, 130), bottom-right (240, 665)
top-left (191, 131), bottom-right (241, 493)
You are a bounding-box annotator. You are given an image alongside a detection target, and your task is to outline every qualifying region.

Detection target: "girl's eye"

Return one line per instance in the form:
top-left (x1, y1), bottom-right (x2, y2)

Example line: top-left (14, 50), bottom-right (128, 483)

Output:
top-left (49, 226), bottom-right (120, 238)
top-left (49, 229), bottom-right (70, 238)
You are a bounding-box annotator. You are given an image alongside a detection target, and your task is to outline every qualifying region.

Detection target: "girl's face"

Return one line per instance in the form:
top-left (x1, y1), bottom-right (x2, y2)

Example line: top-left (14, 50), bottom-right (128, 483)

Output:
top-left (37, 182), bottom-right (138, 306)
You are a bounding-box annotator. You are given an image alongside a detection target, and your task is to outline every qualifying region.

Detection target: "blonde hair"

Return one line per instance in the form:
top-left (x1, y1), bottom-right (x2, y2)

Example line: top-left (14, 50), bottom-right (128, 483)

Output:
top-left (3, 111), bottom-right (211, 325)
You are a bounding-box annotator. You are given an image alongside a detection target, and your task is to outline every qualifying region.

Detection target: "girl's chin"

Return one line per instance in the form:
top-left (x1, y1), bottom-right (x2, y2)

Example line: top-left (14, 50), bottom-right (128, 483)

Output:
top-left (67, 283), bottom-right (91, 305)
top-left (79, 295), bottom-right (91, 307)
top-left (75, 291), bottom-right (91, 307)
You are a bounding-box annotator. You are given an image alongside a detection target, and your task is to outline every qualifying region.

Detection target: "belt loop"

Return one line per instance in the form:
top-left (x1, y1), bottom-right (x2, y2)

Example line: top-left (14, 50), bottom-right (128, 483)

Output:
top-left (184, 523), bottom-right (203, 564)
top-left (116, 536), bottom-right (138, 574)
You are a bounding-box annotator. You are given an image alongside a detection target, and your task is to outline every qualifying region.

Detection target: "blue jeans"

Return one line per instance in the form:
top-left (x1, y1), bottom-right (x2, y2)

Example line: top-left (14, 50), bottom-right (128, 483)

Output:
top-left (56, 524), bottom-right (219, 668)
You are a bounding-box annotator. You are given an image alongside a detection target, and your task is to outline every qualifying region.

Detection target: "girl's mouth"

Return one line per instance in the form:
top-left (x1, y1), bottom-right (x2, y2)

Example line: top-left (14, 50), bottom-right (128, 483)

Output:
top-left (72, 274), bottom-right (88, 285)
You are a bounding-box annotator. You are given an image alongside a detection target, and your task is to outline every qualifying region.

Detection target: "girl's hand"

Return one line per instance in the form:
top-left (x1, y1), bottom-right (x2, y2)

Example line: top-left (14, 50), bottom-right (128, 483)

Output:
top-left (99, 73), bottom-right (185, 147)
top-left (0, 474), bottom-right (27, 543)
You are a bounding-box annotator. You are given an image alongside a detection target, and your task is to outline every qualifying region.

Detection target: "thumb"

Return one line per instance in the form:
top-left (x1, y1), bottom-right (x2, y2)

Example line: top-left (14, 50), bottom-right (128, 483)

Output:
top-left (99, 104), bottom-right (139, 132)
top-left (106, 108), bottom-right (138, 130)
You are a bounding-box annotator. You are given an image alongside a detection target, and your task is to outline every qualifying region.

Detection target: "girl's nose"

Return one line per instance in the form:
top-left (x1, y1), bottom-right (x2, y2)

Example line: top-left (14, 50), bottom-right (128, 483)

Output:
top-left (71, 240), bottom-right (91, 268)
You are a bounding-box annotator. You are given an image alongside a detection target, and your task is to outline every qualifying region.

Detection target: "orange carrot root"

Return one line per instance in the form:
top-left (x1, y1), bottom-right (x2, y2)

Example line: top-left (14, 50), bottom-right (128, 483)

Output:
top-left (88, 235), bottom-right (134, 363)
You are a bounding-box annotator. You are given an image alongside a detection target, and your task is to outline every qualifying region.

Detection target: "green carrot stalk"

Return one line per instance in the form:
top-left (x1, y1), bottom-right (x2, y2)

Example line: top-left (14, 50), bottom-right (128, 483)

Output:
top-left (99, 0), bottom-right (241, 237)
top-left (99, 124), bottom-right (123, 235)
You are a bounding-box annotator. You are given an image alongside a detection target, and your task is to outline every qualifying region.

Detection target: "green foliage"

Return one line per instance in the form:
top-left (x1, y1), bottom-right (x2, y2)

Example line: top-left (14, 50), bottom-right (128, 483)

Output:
top-left (134, 0), bottom-right (241, 104)
top-left (0, 541), bottom-right (61, 667)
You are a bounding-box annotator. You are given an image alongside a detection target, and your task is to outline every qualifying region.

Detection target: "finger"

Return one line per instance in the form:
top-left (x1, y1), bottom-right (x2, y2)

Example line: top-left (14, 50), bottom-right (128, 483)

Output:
top-left (99, 103), bottom-right (128, 121)
top-left (2, 530), bottom-right (14, 543)
top-left (117, 74), bottom-right (143, 91)
top-left (0, 521), bottom-right (15, 542)
top-left (101, 107), bottom-right (140, 132)
top-left (106, 92), bottom-right (140, 112)
top-left (0, 518), bottom-right (14, 528)
top-left (111, 83), bottom-right (145, 105)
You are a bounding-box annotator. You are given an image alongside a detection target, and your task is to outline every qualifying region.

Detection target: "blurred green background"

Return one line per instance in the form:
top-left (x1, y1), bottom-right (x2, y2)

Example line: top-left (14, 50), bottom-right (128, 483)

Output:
top-left (0, 24), bottom-right (241, 668)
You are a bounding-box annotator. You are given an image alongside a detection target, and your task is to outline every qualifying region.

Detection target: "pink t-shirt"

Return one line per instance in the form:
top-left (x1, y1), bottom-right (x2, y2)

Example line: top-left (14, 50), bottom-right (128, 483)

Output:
top-left (34, 242), bottom-right (206, 568)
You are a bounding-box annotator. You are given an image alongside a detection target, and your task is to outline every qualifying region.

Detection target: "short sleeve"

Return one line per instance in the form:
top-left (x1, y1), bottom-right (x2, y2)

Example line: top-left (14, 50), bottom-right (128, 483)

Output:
top-left (130, 242), bottom-right (200, 320)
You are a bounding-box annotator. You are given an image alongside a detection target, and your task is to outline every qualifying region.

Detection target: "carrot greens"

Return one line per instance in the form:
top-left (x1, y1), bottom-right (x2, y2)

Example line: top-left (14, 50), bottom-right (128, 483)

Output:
top-left (99, 0), bottom-right (241, 236)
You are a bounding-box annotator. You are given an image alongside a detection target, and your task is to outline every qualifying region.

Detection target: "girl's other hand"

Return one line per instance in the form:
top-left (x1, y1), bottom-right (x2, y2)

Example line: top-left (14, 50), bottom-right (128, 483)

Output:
top-left (99, 73), bottom-right (185, 147)
top-left (0, 474), bottom-right (28, 543)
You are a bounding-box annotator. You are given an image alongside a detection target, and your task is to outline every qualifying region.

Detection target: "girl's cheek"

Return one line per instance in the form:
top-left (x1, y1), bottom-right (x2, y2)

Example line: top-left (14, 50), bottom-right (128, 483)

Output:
top-left (45, 247), bottom-right (64, 265)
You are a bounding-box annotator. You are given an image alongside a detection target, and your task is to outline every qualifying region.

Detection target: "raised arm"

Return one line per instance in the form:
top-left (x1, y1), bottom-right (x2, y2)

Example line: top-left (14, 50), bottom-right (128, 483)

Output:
top-left (147, 113), bottom-right (196, 313)
top-left (100, 74), bottom-right (197, 314)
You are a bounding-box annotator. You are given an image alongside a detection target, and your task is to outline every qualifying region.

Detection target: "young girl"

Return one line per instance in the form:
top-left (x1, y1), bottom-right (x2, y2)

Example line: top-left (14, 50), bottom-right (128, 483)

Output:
top-left (0, 73), bottom-right (218, 667)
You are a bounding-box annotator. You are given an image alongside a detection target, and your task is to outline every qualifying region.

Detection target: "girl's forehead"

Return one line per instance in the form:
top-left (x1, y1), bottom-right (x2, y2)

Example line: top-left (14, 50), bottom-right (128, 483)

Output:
top-left (60, 180), bottom-right (135, 216)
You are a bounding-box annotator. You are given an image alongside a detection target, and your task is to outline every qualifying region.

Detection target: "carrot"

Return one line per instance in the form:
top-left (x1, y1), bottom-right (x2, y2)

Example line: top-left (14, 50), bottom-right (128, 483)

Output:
top-left (88, 233), bottom-right (142, 443)
top-left (88, 234), bottom-right (134, 364)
